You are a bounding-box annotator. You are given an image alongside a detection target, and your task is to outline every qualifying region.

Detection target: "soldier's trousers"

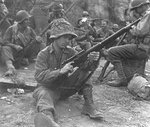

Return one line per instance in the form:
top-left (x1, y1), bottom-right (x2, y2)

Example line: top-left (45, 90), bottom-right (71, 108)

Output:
top-left (107, 44), bottom-right (148, 62)
top-left (33, 84), bottom-right (92, 114)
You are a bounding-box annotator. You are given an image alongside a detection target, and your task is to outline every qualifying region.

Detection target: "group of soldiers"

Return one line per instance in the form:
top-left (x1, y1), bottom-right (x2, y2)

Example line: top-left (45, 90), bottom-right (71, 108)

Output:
top-left (0, 0), bottom-right (150, 127)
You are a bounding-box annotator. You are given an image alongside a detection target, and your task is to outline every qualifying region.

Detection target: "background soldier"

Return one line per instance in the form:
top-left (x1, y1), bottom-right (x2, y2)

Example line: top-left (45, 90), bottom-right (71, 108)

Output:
top-left (75, 11), bottom-right (96, 50)
top-left (0, 0), bottom-right (8, 16)
top-left (1, 10), bottom-right (46, 76)
top-left (0, 0), bottom-right (10, 37)
top-left (98, 19), bottom-right (114, 40)
top-left (106, 0), bottom-right (150, 87)
top-left (46, 3), bottom-right (67, 46)
top-left (77, 11), bottom-right (91, 28)
top-left (48, 3), bottom-right (66, 23)
top-left (33, 18), bottom-right (102, 127)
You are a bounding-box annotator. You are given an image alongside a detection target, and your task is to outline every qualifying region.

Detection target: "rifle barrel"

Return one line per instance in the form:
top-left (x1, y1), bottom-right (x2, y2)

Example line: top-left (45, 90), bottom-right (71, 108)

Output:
top-left (80, 18), bottom-right (141, 55)
top-left (62, 18), bottom-right (141, 66)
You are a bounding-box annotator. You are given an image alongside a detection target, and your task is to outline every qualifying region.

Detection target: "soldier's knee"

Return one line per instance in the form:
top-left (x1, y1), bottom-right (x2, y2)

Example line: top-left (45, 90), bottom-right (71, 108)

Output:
top-left (1, 46), bottom-right (13, 62)
top-left (107, 46), bottom-right (117, 55)
top-left (107, 46), bottom-right (119, 61)
top-left (33, 87), bottom-right (50, 100)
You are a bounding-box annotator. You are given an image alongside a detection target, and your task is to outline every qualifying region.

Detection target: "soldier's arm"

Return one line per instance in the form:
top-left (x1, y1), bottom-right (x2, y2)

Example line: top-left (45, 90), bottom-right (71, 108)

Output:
top-left (2, 26), bottom-right (12, 45)
top-left (3, 26), bottom-right (20, 49)
top-left (131, 13), bottom-right (150, 36)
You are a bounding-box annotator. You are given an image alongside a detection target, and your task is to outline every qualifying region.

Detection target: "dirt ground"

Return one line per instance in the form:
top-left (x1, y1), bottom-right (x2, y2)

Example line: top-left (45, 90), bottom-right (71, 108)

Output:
top-left (0, 60), bottom-right (150, 127)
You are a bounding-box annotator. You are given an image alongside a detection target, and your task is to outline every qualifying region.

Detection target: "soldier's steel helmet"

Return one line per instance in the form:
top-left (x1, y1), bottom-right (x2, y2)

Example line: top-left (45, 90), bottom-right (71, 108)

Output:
top-left (50, 18), bottom-right (77, 39)
top-left (130, 0), bottom-right (150, 10)
top-left (82, 11), bottom-right (89, 17)
top-left (52, 3), bottom-right (64, 12)
top-left (16, 10), bottom-right (31, 23)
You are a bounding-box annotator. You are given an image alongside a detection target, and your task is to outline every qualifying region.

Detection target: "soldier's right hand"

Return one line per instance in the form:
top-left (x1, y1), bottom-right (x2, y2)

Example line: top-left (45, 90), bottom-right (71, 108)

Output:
top-left (60, 62), bottom-right (74, 74)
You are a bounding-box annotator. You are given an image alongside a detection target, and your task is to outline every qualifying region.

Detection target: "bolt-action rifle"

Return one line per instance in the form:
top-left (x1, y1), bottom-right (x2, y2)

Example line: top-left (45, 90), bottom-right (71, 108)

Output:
top-left (62, 18), bottom-right (141, 67)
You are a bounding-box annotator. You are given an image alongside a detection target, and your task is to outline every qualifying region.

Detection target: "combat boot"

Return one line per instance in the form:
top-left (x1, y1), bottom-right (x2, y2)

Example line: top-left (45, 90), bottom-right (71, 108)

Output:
top-left (34, 111), bottom-right (60, 127)
top-left (81, 86), bottom-right (103, 120)
top-left (107, 60), bottom-right (127, 87)
top-left (5, 60), bottom-right (16, 76)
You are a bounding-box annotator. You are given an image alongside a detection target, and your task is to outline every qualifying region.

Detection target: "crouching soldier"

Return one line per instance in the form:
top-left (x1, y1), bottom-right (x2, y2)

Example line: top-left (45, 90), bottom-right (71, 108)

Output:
top-left (33, 18), bottom-right (103, 127)
top-left (106, 0), bottom-right (150, 87)
top-left (1, 10), bottom-right (46, 76)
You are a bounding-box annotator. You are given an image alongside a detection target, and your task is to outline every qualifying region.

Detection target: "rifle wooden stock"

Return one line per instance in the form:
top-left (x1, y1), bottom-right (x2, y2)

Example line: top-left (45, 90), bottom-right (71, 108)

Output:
top-left (62, 18), bottom-right (141, 67)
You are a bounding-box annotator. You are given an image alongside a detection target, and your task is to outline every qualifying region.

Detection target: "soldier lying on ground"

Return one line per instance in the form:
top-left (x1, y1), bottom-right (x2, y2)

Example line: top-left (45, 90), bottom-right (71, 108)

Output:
top-left (105, 0), bottom-right (150, 87)
top-left (33, 18), bottom-right (103, 127)
top-left (0, 10), bottom-right (46, 76)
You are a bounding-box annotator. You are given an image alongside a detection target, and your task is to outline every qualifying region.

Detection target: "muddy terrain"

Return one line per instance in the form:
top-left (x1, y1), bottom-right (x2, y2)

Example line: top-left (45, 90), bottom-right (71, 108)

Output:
top-left (0, 60), bottom-right (150, 127)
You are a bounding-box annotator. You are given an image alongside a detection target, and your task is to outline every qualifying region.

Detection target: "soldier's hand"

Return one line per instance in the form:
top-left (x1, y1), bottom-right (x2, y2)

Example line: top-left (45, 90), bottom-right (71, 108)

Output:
top-left (60, 62), bottom-right (74, 74)
top-left (88, 51), bottom-right (100, 62)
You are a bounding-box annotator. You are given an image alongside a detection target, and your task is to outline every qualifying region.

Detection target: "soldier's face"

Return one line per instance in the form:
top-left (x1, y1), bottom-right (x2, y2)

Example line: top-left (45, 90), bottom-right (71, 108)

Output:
top-left (56, 34), bottom-right (72, 49)
top-left (101, 21), bottom-right (107, 28)
top-left (20, 18), bottom-right (29, 28)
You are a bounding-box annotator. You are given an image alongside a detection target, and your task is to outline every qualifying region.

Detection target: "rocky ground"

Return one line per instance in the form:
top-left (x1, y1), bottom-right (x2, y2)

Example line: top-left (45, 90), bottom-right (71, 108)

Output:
top-left (0, 59), bottom-right (150, 127)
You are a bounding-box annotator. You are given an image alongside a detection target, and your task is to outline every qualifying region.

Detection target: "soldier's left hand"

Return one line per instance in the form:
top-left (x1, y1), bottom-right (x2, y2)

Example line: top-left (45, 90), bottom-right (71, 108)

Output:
top-left (88, 51), bottom-right (100, 61)
top-left (36, 36), bottom-right (43, 43)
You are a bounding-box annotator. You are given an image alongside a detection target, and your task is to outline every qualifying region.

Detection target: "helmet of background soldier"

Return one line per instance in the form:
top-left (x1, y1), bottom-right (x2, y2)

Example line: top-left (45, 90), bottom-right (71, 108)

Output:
top-left (130, 0), bottom-right (150, 11)
top-left (52, 3), bottom-right (64, 12)
top-left (16, 10), bottom-right (31, 23)
top-left (82, 11), bottom-right (89, 17)
top-left (50, 18), bottom-right (77, 39)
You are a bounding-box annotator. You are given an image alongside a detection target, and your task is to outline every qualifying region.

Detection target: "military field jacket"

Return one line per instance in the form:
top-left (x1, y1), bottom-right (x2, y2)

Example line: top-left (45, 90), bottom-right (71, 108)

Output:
top-left (35, 44), bottom-right (76, 86)
top-left (3, 23), bottom-right (36, 48)
top-left (131, 8), bottom-right (150, 53)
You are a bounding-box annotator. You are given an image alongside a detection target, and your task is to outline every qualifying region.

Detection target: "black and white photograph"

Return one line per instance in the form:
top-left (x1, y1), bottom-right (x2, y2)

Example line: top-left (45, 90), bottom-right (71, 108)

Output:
top-left (0, 0), bottom-right (150, 127)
